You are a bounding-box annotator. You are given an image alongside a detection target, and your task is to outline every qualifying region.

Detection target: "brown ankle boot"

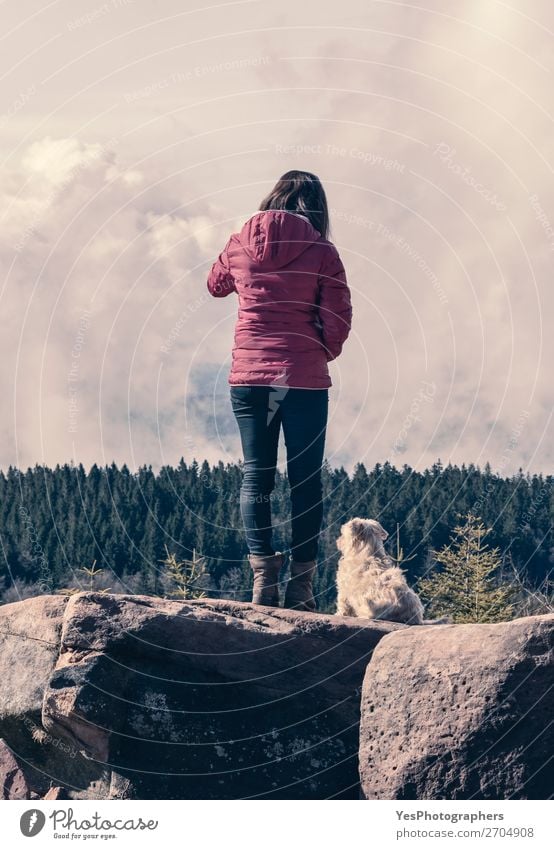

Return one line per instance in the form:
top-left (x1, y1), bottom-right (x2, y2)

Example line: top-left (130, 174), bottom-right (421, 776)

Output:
top-left (283, 559), bottom-right (317, 612)
top-left (248, 552), bottom-right (283, 607)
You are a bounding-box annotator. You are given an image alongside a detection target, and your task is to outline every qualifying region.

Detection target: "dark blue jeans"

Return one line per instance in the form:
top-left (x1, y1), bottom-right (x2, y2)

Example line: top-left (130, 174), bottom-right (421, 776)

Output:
top-left (230, 385), bottom-right (328, 562)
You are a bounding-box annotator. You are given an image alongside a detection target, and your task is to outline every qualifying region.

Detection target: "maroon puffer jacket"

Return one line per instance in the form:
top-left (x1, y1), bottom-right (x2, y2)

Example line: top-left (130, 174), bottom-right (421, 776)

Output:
top-left (207, 209), bottom-right (352, 388)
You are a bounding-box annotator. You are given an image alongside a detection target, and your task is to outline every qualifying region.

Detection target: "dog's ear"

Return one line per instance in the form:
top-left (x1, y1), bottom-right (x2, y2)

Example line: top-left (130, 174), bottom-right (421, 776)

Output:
top-left (371, 520), bottom-right (389, 541)
top-left (349, 518), bottom-right (370, 550)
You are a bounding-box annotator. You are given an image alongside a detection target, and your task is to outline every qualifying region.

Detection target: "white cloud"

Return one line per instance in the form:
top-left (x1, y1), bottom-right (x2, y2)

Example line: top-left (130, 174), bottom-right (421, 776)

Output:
top-left (1, 0), bottom-right (551, 474)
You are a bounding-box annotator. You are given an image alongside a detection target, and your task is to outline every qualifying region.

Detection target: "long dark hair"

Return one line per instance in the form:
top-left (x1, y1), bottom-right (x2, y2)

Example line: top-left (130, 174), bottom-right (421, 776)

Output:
top-left (258, 170), bottom-right (330, 239)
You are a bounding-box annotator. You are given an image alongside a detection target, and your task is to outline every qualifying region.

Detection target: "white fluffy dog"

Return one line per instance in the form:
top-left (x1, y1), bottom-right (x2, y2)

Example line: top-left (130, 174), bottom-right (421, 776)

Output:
top-left (336, 518), bottom-right (428, 624)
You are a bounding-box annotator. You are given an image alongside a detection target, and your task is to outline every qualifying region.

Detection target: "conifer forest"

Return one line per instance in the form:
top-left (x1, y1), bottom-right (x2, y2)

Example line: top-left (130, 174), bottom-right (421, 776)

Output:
top-left (1, 459), bottom-right (551, 614)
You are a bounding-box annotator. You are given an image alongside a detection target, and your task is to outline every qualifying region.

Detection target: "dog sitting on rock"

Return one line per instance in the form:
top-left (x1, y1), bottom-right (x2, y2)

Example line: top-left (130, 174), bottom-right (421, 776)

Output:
top-left (336, 518), bottom-right (446, 625)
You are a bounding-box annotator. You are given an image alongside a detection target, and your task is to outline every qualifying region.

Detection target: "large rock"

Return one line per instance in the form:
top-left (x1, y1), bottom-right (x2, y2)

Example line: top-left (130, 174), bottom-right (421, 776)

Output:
top-left (359, 613), bottom-right (554, 800)
top-left (0, 594), bottom-right (113, 799)
top-left (1, 592), bottom-right (403, 799)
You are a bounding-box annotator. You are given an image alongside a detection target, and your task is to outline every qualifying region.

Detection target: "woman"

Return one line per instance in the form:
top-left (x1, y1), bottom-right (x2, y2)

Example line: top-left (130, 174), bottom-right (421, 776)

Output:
top-left (207, 170), bottom-right (352, 611)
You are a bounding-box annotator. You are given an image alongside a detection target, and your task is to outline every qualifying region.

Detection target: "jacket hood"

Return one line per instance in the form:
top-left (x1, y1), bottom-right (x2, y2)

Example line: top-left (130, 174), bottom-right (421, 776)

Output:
top-left (237, 210), bottom-right (322, 269)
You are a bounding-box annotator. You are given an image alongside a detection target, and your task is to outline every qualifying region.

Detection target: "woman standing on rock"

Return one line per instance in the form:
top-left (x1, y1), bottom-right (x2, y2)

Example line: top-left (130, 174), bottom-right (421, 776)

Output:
top-left (207, 171), bottom-right (352, 611)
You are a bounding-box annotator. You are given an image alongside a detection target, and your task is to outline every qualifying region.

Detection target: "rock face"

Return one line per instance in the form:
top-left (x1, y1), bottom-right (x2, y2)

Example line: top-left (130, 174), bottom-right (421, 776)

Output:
top-left (359, 614), bottom-right (554, 800)
top-left (0, 594), bottom-right (114, 799)
top-left (0, 592), bottom-right (402, 800)
top-left (0, 595), bottom-right (65, 720)
top-left (0, 738), bottom-right (31, 800)
top-left (2, 594), bottom-right (551, 800)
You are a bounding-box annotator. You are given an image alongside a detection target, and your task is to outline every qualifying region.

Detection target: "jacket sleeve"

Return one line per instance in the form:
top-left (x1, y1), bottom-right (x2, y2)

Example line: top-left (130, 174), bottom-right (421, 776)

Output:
top-left (207, 236), bottom-right (237, 298)
top-left (316, 244), bottom-right (352, 362)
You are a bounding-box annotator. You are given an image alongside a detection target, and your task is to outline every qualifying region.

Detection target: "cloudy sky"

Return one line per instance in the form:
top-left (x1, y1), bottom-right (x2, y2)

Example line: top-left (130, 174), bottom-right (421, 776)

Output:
top-left (1, 0), bottom-right (552, 474)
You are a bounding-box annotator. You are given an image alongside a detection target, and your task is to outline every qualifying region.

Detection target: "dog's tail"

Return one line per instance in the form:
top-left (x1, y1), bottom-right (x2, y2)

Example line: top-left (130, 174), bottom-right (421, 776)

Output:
top-left (421, 615), bottom-right (452, 625)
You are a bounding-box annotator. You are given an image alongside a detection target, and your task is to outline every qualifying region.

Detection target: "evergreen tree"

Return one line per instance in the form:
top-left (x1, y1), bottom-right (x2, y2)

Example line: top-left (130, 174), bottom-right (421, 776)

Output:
top-left (418, 512), bottom-right (516, 623)
top-left (161, 546), bottom-right (208, 600)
